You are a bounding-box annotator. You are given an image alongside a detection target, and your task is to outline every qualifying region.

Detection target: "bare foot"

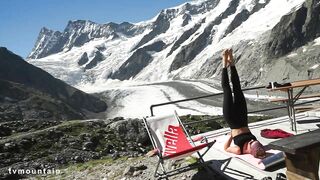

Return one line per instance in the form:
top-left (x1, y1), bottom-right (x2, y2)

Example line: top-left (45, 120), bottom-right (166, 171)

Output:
top-left (146, 149), bottom-right (158, 157)
top-left (228, 48), bottom-right (234, 66)
top-left (222, 49), bottom-right (229, 68)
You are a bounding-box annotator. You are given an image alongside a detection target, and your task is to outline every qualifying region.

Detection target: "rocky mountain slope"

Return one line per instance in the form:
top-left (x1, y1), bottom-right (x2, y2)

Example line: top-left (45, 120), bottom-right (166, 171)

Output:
top-left (0, 47), bottom-right (107, 121)
top-left (27, 0), bottom-right (320, 91)
top-left (0, 118), bottom-right (149, 179)
top-left (0, 112), bottom-right (231, 179)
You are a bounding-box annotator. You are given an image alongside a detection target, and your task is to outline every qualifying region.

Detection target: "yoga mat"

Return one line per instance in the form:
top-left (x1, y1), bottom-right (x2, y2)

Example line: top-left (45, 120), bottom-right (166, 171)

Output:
top-left (212, 135), bottom-right (284, 170)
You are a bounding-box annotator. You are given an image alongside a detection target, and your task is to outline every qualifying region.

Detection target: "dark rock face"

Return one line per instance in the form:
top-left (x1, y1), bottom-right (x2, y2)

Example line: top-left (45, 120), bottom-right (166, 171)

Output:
top-left (0, 120), bottom-right (61, 138)
top-left (109, 118), bottom-right (149, 144)
top-left (110, 41), bottom-right (166, 80)
top-left (0, 80), bottom-right (84, 122)
top-left (0, 125), bottom-right (11, 137)
top-left (303, 0), bottom-right (320, 40)
top-left (169, 25), bottom-right (213, 72)
top-left (223, 9), bottom-right (250, 38)
top-left (155, 0), bottom-right (220, 31)
top-left (77, 52), bottom-right (89, 66)
top-left (84, 51), bottom-right (104, 70)
top-left (28, 20), bottom-right (146, 59)
top-left (182, 13), bottom-right (192, 26)
top-left (180, 0), bottom-right (220, 15)
top-left (213, 0), bottom-right (240, 25)
top-left (167, 23), bottom-right (202, 57)
top-left (29, 28), bottom-right (69, 59)
top-left (132, 11), bottom-right (172, 51)
top-left (266, 0), bottom-right (320, 58)
top-left (251, 0), bottom-right (271, 14)
top-left (0, 103), bottom-right (23, 121)
top-left (28, 27), bottom-right (62, 59)
top-left (0, 47), bottom-right (107, 120)
top-left (223, 0), bottom-right (271, 38)
top-left (266, 7), bottom-right (308, 58)
top-left (169, 0), bottom-right (240, 72)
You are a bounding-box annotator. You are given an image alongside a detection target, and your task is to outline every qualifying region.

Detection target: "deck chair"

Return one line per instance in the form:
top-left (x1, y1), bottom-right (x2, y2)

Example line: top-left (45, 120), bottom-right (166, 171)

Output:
top-left (143, 111), bottom-right (216, 179)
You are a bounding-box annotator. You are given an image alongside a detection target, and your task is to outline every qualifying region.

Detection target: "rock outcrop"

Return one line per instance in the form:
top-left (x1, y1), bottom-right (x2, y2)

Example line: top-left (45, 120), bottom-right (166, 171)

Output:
top-left (266, 0), bottom-right (320, 58)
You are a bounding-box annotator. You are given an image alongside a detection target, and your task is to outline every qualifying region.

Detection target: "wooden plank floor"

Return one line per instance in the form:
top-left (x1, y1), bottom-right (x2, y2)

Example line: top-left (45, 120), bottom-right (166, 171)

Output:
top-left (193, 110), bottom-right (320, 179)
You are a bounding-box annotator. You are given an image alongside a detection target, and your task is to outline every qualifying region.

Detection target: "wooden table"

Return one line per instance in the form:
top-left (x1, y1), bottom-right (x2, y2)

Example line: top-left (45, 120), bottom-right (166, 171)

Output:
top-left (269, 78), bottom-right (320, 132)
top-left (269, 129), bottom-right (320, 180)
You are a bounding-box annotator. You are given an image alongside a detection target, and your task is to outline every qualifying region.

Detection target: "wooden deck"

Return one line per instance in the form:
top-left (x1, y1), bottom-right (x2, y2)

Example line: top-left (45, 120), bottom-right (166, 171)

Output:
top-left (193, 109), bottom-right (320, 179)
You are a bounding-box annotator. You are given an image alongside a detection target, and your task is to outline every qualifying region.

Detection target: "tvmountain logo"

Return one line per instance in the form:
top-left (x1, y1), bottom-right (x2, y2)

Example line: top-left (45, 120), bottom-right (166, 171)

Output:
top-left (8, 167), bottom-right (61, 176)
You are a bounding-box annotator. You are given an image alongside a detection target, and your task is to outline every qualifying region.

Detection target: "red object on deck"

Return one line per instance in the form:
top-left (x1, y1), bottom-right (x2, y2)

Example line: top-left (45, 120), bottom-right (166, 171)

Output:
top-left (261, 129), bottom-right (294, 139)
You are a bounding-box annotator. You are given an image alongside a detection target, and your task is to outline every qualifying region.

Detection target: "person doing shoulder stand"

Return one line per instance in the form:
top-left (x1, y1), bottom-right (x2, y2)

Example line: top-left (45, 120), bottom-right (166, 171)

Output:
top-left (221, 49), bottom-right (266, 159)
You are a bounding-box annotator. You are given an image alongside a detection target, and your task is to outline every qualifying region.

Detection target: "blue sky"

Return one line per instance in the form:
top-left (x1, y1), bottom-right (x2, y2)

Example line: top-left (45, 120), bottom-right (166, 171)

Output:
top-left (0, 0), bottom-right (188, 58)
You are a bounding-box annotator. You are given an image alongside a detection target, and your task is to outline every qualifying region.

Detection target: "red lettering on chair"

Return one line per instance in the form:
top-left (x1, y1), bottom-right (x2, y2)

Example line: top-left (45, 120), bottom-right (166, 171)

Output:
top-left (164, 145), bottom-right (177, 156)
top-left (168, 125), bottom-right (178, 134)
top-left (164, 132), bottom-right (178, 139)
top-left (163, 125), bottom-right (179, 156)
top-left (166, 139), bottom-right (177, 146)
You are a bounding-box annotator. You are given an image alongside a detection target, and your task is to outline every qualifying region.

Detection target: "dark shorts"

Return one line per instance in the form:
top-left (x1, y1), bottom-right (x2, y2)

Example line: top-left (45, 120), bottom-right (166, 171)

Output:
top-left (233, 132), bottom-right (257, 153)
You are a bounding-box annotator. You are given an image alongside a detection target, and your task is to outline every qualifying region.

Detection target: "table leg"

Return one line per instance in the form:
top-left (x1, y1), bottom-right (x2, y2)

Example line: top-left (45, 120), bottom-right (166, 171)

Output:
top-left (286, 100), bottom-right (293, 131)
top-left (287, 90), bottom-right (294, 132)
top-left (289, 89), bottom-right (297, 133)
top-left (287, 89), bottom-right (297, 132)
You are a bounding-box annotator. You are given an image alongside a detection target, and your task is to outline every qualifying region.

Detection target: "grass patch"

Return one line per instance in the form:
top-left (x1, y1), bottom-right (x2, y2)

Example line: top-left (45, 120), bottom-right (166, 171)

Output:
top-left (247, 115), bottom-right (274, 123)
top-left (64, 156), bottom-right (130, 172)
top-left (185, 156), bottom-right (198, 164)
top-left (45, 156), bottom-right (137, 179)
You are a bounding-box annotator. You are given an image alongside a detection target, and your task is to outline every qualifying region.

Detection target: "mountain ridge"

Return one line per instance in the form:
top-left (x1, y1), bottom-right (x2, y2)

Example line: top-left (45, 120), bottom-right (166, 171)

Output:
top-left (28, 20), bottom-right (147, 59)
top-left (27, 0), bottom-right (320, 91)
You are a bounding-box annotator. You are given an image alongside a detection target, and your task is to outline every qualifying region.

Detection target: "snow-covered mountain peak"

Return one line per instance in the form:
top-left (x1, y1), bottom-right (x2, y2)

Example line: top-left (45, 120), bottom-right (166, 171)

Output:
top-left (28, 19), bottom-right (149, 59)
top-left (28, 0), bottom-right (320, 93)
top-left (64, 20), bottom-right (96, 32)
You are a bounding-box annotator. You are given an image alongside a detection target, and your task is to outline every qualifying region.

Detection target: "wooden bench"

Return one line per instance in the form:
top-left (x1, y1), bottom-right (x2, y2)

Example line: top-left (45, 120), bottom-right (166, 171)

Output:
top-left (269, 93), bottom-right (320, 103)
top-left (269, 79), bottom-right (320, 91)
top-left (269, 129), bottom-right (320, 180)
top-left (268, 79), bottom-right (320, 132)
top-left (295, 105), bottom-right (320, 113)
